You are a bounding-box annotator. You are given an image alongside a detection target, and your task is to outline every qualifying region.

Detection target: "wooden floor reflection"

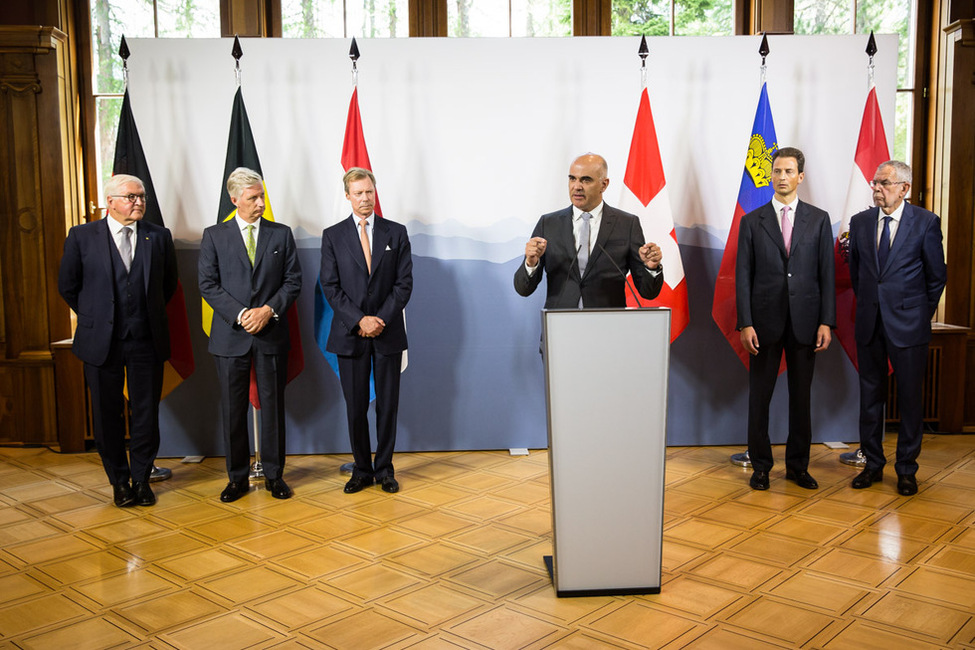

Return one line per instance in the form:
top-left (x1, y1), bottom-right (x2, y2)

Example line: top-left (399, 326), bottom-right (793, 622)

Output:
top-left (1, 434), bottom-right (974, 649)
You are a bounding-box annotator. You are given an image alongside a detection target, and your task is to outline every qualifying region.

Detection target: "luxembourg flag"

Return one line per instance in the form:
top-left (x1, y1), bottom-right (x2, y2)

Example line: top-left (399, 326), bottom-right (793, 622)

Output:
top-left (835, 83), bottom-right (889, 369)
top-left (618, 87), bottom-right (689, 341)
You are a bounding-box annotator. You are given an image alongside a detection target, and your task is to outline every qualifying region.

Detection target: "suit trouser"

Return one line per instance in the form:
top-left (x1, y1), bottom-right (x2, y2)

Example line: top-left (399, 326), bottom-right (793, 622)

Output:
top-left (84, 338), bottom-right (163, 485)
top-left (214, 352), bottom-right (288, 483)
top-left (857, 312), bottom-right (927, 477)
top-left (747, 319), bottom-right (817, 474)
top-left (338, 344), bottom-right (403, 481)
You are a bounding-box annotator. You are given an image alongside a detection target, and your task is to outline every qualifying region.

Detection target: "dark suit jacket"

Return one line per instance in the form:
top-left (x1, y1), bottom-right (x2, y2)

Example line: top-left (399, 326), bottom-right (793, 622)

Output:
top-left (849, 203), bottom-right (947, 348)
top-left (198, 218), bottom-right (302, 357)
top-left (512, 204), bottom-right (663, 308)
top-left (58, 218), bottom-right (178, 366)
top-left (736, 200), bottom-right (836, 345)
top-left (319, 215), bottom-right (413, 356)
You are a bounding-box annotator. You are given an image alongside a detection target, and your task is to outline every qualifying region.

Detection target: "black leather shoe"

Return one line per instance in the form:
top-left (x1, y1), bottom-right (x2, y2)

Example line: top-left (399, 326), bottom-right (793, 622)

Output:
top-left (749, 471), bottom-right (769, 490)
top-left (265, 477), bottom-right (293, 499)
top-left (851, 467), bottom-right (883, 489)
top-left (133, 481), bottom-right (156, 506)
top-left (344, 475), bottom-right (373, 494)
top-left (220, 481), bottom-right (249, 503)
top-left (113, 482), bottom-right (136, 507)
top-left (897, 474), bottom-right (918, 496)
top-left (380, 476), bottom-right (399, 493)
top-left (785, 470), bottom-right (819, 490)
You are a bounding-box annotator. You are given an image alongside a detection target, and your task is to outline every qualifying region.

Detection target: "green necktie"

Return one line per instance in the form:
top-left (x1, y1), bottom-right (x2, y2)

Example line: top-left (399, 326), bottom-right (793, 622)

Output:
top-left (246, 225), bottom-right (256, 266)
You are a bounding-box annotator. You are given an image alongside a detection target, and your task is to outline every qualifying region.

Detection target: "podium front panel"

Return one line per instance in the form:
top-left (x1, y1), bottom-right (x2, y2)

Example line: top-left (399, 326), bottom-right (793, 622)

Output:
top-left (543, 308), bottom-right (670, 596)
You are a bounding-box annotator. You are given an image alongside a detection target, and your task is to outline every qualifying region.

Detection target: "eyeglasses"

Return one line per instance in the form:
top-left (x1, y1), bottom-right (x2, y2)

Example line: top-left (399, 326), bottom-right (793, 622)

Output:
top-left (109, 193), bottom-right (148, 204)
top-left (869, 180), bottom-right (906, 189)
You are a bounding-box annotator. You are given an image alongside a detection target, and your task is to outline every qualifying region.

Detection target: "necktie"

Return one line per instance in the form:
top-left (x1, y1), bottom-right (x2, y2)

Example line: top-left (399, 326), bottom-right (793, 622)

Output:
top-left (577, 212), bottom-right (591, 274)
top-left (360, 219), bottom-right (372, 274)
top-left (781, 206), bottom-right (792, 257)
top-left (245, 225), bottom-right (256, 266)
top-left (120, 226), bottom-right (133, 271)
top-left (877, 215), bottom-right (892, 271)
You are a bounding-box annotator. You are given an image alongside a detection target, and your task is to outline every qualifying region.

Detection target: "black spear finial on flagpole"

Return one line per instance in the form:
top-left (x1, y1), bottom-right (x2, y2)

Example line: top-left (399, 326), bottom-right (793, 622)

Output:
top-left (350, 36), bottom-right (360, 84)
top-left (866, 31), bottom-right (878, 85)
top-left (119, 34), bottom-right (130, 87)
top-left (638, 35), bottom-right (649, 88)
top-left (759, 32), bottom-right (770, 82)
top-left (866, 30), bottom-right (878, 57)
top-left (232, 34), bottom-right (243, 86)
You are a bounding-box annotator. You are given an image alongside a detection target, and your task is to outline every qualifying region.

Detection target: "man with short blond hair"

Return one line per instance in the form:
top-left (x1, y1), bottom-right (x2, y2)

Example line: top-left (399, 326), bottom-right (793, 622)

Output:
top-left (199, 167), bottom-right (302, 503)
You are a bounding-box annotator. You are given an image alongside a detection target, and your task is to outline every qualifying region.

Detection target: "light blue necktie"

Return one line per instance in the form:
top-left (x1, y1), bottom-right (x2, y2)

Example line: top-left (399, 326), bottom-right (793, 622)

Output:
top-left (577, 212), bottom-right (591, 274)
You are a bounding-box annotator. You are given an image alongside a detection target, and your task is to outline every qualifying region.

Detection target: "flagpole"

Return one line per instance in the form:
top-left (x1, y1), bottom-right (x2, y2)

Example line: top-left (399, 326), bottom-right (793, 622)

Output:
top-left (839, 31), bottom-right (882, 470)
top-left (228, 35), bottom-right (265, 481)
top-left (116, 35), bottom-right (174, 484)
top-left (339, 36), bottom-right (361, 477)
top-left (730, 33), bottom-right (771, 471)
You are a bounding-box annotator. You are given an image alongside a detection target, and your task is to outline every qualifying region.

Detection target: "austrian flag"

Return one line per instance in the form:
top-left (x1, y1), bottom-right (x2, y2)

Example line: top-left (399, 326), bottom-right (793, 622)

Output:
top-left (617, 87), bottom-right (689, 341)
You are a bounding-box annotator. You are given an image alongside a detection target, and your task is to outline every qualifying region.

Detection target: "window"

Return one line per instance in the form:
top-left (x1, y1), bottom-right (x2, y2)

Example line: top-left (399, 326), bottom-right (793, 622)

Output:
top-left (280, 0), bottom-right (409, 38)
top-left (611, 0), bottom-right (734, 37)
top-left (90, 0), bottom-right (220, 203)
top-left (447, 0), bottom-right (572, 37)
top-left (795, 0), bottom-right (916, 165)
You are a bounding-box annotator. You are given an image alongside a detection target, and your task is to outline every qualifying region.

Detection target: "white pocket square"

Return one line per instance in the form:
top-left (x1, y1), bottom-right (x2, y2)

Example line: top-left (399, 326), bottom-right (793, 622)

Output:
top-left (385, 245), bottom-right (392, 251)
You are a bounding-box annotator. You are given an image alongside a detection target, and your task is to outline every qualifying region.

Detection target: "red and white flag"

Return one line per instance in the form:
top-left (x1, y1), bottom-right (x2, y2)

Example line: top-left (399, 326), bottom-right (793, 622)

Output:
top-left (835, 83), bottom-right (889, 369)
top-left (618, 87), bottom-right (689, 341)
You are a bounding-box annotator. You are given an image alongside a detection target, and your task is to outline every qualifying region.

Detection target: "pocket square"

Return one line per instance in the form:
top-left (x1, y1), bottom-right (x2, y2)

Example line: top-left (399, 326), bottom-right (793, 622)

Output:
top-left (385, 245), bottom-right (392, 251)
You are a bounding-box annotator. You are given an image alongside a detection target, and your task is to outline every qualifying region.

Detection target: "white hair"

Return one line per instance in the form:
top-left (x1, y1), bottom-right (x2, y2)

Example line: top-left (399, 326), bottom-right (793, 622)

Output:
top-left (878, 160), bottom-right (912, 184)
top-left (105, 174), bottom-right (144, 198)
top-left (226, 167), bottom-right (264, 199)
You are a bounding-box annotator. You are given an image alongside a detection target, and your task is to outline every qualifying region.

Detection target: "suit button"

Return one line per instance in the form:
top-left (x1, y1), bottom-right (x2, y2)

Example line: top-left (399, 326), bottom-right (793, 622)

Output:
top-left (787, 273), bottom-right (792, 278)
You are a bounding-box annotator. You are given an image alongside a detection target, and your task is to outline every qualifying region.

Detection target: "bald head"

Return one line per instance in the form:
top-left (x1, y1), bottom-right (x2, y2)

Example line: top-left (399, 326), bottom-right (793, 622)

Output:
top-left (568, 153), bottom-right (610, 212)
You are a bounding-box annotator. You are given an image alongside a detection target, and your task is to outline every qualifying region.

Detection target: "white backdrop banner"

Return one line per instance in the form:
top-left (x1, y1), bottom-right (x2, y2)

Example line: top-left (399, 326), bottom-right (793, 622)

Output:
top-left (125, 35), bottom-right (898, 455)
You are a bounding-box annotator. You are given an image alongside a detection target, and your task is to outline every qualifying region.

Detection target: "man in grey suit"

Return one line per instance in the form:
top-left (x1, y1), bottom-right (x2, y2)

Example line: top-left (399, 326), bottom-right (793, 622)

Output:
top-left (736, 147), bottom-right (835, 491)
top-left (514, 153), bottom-right (663, 309)
top-left (199, 167), bottom-right (302, 503)
top-left (58, 174), bottom-right (178, 507)
top-left (848, 160), bottom-right (946, 495)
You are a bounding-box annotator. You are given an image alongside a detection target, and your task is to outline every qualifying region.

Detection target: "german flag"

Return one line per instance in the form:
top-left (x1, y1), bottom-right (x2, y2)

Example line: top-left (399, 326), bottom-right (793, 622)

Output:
top-left (113, 89), bottom-right (195, 398)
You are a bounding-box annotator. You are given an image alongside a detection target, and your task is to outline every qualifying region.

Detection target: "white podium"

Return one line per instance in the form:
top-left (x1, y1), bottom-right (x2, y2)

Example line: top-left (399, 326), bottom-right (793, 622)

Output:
top-left (542, 308), bottom-right (670, 597)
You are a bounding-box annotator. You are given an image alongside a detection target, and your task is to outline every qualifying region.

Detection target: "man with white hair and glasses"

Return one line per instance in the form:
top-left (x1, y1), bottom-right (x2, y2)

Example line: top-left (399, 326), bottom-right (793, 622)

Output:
top-left (848, 160), bottom-right (947, 496)
top-left (58, 174), bottom-right (178, 507)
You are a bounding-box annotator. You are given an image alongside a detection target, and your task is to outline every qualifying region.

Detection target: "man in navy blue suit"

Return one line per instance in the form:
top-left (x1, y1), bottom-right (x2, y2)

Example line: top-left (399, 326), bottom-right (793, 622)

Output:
top-left (199, 168), bottom-right (302, 503)
top-left (848, 160), bottom-right (947, 495)
top-left (320, 168), bottom-right (413, 494)
top-left (58, 174), bottom-right (178, 507)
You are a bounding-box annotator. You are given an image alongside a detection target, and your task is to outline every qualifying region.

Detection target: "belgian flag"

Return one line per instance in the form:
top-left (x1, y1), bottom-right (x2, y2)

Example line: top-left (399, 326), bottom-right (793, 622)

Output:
top-left (204, 86), bottom-right (305, 407)
top-left (113, 89), bottom-right (195, 397)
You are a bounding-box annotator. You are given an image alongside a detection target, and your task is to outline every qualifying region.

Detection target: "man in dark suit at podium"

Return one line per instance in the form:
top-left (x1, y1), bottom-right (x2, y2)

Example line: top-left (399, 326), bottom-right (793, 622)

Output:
top-left (58, 174), bottom-right (178, 507)
top-left (736, 147), bottom-right (835, 492)
top-left (514, 153), bottom-right (663, 308)
top-left (848, 160), bottom-right (946, 496)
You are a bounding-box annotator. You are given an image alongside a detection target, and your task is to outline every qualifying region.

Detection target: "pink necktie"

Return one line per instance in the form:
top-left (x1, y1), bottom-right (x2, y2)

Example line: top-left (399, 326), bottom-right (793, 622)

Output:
top-left (781, 206), bottom-right (793, 257)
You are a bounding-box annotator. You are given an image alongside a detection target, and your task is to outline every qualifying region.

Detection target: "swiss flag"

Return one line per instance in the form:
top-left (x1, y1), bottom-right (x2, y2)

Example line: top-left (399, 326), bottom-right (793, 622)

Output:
top-left (618, 87), bottom-right (689, 341)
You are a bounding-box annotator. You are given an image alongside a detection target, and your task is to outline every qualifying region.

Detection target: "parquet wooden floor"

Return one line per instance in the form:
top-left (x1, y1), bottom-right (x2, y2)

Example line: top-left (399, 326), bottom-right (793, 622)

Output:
top-left (1, 435), bottom-right (974, 649)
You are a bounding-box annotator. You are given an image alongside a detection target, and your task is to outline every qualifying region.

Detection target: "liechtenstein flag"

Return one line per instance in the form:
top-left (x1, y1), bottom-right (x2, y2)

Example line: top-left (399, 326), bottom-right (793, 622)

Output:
top-left (711, 82), bottom-right (779, 369)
